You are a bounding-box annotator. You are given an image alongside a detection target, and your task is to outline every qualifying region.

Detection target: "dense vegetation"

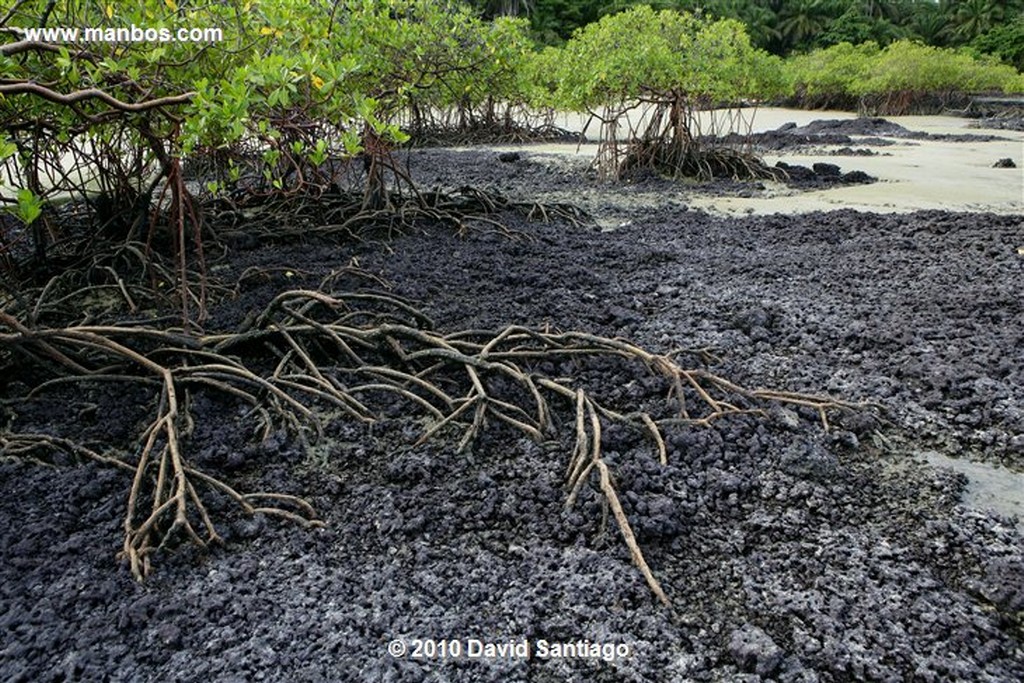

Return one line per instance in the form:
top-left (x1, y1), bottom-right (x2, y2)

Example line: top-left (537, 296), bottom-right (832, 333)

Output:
top-left (5, 0), bottom-right (1018, 230)
top-left (547, 6), bottom-right (787, 179)
top-left (0, 0), bottom-right (539, 286)
top-left (786, 39), bottom-right (1024, 113)
top-left (470, 0), bottom-right (1024, 60)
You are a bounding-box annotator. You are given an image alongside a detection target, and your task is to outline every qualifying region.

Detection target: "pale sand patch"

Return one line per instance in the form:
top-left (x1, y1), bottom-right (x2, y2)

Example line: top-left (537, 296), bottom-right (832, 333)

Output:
top-left (6, 108), bottom-right (1019, 214)
top-left (537, 107), bottom-right (1024, 215)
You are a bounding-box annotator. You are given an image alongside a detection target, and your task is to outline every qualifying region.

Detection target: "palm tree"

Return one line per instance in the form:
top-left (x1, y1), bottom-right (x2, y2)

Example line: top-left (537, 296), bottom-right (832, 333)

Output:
top-left (777, 0), bottom-right (828, 51)
top-left (907, 3), bottom-right (951, 46)
top-left (706, 0), bottom-right (781, 49)
top-left (741, 3), bottom-right (783, 49)
top-left (855, 0), bottom-right (906, 22)
top-left (948, 0), bottom-right (1003, 43)
top-left (484, 0), bottom-right (535, 17)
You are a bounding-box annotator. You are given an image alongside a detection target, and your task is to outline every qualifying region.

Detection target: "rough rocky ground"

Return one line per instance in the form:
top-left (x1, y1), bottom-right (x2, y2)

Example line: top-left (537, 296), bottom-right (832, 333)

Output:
top-left (1, 141), bottom-right (1023, 682)
top-left (970, 116), bottom-right (1024, 132)
top-left (717, 116), bottom-right (1007, 151)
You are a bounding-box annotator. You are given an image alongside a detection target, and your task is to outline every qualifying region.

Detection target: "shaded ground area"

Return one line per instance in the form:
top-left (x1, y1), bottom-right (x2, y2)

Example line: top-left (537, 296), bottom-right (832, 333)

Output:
top-left (409, 146), bottom-right (876, 232)
top-left (2, 148), bottom-right (1023, 681)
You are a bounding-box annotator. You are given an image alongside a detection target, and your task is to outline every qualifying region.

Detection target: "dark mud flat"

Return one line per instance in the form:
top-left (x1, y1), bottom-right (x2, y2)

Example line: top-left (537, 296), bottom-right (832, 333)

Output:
top-left (2, 150), bottom-right (1024, 682)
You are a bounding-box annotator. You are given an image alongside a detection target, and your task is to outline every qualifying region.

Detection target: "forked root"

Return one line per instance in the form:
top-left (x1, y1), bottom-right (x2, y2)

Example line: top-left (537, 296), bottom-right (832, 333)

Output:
top-left (1, 287), bottom-right (875, 598)
top-left (228, 290), bottom-right (872, 605)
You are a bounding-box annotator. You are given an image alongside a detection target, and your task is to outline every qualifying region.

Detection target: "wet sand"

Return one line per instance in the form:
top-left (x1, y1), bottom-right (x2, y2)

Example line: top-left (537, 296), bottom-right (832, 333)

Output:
top-left (527, 108), bottom-right (1024, 215)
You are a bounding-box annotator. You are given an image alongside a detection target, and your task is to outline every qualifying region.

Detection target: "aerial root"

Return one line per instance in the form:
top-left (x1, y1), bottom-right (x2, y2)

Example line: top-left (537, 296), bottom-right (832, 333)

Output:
top-left (206, 186), bottom-right (593, 244)
top-left (214, 289), bottom-right (870, 603)
top-left (1, 287), bottom-right (873, 599)
top-left (0, 428), bottom-right (324, 579)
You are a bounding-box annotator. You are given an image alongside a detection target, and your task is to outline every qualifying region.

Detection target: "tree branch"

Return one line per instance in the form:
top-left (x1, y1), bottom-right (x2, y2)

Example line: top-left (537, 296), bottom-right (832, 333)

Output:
top-left (0, 38), bottom-right (65, 57)
top-left (0, 81), bottom-right (194, 112)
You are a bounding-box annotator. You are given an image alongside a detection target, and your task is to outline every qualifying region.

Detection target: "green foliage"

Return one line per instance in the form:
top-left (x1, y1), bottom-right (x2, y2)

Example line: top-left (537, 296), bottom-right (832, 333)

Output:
top-left (697, 19), bottom-right (790, 103)
top-left (948, 0), bottom-right (1009, 44)
top-left (705, 0), bottom-right (781, 50)
top-left (467, 0), bottom-right (605, 44)
top-left (815, 6), bottom-right (902, 48)
top-left (518, 45), bottom-right (565, 109)
top-left (434, 16), bottom-right (536, 113)
top-left (851, 40), bottom-right (1021, 97)
top-left (785, 41), bottom-right (880, 105)
top-left (1, 0), bottom-right (263, 202)
top-left (4, 0), bottom-right (1019, 206)
top-left (532, 0), bottom-right (1024, 56)
top-left (787, 38), bottom-right (1023, 110)
top-left (4, 1), bottom-right (527, 205)
top-left (776, 0), bottom-right (829, 52)
top-left (179, 0), bottom-right (414, 176)
top-left (555, 6), bottom-right (696, 109)
top-left (970, 15), bottom-right (1024, 70)
top-left (11, 189), bottom-right (43, 226)
top-left (539, 6), bottom-right (788, 180)
top-left (1007, 74), bottom-right (1024, 95)
top-left (308, 2), bottom-right (539, 137)
top-left (554, 6), bottom-right (784, 111)
top-left (0, 136), bottom-right (15, 168)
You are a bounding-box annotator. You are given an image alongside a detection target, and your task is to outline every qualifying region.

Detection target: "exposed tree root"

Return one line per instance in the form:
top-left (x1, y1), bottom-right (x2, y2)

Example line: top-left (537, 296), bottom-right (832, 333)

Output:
top-left (1, 286), bottom-right (874, 604)
top-left (406, 122), bottom-right (580, 147)
top-left (618, 140), bottom-right (784, 182)
top-left (587, 97), bottom-right (782, 183)
top-left (397, 102), bottom-right (578, 148)
top-left (206, 186), bottom-right (592, 244)
top-left (0, 307), bottom-right (327, 577)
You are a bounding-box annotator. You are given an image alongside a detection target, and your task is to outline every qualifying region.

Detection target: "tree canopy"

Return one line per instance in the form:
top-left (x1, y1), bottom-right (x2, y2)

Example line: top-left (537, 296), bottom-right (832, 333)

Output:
top-left (466, 0), bottom-right (1024, 64)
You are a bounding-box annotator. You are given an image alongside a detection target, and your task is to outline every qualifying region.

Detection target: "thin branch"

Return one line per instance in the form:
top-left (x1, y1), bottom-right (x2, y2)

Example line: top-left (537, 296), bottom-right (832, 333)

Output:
top-left (0, 81), bottom-right (194, 112)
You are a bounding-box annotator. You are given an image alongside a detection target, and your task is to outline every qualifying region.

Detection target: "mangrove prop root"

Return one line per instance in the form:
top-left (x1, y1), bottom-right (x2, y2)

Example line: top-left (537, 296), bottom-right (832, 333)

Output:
top-left (207, 186), bottom-right (594, 244)
top-left (0, 288), bottom-right (872, 601)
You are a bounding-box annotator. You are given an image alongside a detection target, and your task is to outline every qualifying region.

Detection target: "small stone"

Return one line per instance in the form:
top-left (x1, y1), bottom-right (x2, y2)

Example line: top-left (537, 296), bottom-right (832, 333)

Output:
top-left (833, 430), bottom-right (859, 449)
top-left (498, 152), bottom-right (521, 163)
top-left (154, 623), bottom-right (183, 649)
top-left (771, 406), bottom-right (801, 431)
top-left (780, 441), bottom-right (838, 480)
top-left (728, 623), bottom-right (783, 676)
top-left (606, 304), bottom-right (642, 326)
top-left (841, 170), bottom-right (875, 183)
top-left (733, 307), bottom-right (772, 334)
top-left (993, 158), bottom-right (1016, 168)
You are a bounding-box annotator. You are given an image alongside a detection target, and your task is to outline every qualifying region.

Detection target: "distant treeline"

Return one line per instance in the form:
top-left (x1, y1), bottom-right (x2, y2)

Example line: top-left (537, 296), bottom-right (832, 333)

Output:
top-left (468, 0), bottom-right (1024, 69)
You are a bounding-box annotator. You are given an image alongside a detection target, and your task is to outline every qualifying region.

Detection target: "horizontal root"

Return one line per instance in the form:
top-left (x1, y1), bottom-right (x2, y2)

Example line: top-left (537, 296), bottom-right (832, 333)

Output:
top-left (1, 286), bottom-right (876, 599)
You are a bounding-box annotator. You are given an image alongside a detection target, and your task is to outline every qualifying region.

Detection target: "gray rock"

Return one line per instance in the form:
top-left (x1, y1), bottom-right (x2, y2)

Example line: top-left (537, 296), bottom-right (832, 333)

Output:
top-left (780, 440), bottom-right (839, 480)
top-left (728, 623), bottom-right (784, 676)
